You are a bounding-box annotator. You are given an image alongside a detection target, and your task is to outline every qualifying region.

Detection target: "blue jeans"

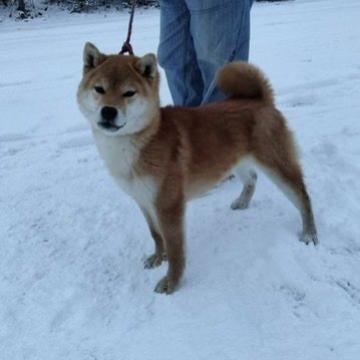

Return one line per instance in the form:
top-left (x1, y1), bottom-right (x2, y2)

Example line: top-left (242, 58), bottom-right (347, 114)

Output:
top-left (158, 0), bottom-right (253, 106)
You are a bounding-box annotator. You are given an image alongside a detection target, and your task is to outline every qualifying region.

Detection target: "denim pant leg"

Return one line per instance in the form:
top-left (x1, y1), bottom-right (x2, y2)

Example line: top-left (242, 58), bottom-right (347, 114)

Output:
top-left (158, 0), bottom-right (204, 106)
top-left (186, 0), bottom-right (253, 104)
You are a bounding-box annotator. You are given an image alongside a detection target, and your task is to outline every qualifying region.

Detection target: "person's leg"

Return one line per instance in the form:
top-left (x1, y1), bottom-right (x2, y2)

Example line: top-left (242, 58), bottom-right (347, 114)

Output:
top-left (158, 0), bottom-right (204, 106)
top-left (186, 0), bottom-right (253, 104)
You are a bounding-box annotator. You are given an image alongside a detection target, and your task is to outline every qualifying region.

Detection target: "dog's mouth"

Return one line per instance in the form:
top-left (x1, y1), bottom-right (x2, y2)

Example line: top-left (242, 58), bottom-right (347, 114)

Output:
top-left (97, 121), bottom-right (125, 132)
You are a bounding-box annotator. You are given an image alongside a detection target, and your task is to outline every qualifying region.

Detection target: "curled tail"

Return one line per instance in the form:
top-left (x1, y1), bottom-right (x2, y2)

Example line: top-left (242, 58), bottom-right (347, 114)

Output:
top-left (216, 61), bottom-right (274, 105)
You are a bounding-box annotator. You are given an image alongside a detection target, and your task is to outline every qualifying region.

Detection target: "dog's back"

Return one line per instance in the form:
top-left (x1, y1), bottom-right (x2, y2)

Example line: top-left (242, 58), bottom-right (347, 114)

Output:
top-left (141, 62), bottom-right (281, 198)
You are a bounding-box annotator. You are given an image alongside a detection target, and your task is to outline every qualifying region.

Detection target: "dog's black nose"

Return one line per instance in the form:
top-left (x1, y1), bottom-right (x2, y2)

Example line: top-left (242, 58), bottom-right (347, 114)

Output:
top-left (101, 106), bottom-right (118, 122)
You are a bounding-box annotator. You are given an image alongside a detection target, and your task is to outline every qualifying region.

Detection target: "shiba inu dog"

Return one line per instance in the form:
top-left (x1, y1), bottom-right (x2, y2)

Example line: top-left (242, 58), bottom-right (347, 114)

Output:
top-left (77, 42), bottom-right (318, 294)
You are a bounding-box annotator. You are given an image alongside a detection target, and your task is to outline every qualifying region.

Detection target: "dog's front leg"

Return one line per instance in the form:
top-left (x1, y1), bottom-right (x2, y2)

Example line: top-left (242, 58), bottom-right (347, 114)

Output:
top-left (153, 199), bottom-right (185, 294)
top-left (140, 207), bottom-right (167, 269)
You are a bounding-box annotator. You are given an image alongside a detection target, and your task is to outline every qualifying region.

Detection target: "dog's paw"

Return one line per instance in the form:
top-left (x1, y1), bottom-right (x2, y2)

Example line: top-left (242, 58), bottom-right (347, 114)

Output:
top-left (154, 276), bottom-right (177, 294)
top-left (299, 231), bottom-right (319, 246)
top-left (231, 198), bottom-right (250, 210)
top-left (144, 253), bottom-right (166, 269)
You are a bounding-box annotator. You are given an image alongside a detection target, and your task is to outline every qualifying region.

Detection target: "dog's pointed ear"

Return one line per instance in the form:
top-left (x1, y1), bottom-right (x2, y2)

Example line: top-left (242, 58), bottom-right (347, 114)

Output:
top-left (83, 42), bottom-right (105, 74)
top-left (135, 53), bottom-right (157, 79)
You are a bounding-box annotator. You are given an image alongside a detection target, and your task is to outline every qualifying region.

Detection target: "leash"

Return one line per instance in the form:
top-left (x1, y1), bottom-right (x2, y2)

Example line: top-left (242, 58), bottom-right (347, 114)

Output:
top-left (119, 0), bottom-right (136, 55)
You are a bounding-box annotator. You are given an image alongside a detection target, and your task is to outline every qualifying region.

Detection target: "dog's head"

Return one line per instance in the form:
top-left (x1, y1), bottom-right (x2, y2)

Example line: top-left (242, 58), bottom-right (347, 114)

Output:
top-left (77, 42), bottom-right (160, 136)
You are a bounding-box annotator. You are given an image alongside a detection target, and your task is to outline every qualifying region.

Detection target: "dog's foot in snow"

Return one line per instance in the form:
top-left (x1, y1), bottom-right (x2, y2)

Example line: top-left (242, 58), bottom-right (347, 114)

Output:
top-left (144, 253), bottom-right (167, 269)
top-left (154, 276), bottom-right (178, 294)
top-left (231, 197), bottom-right (250, 210)
top-left (299, 231), bottom-right (319, 246)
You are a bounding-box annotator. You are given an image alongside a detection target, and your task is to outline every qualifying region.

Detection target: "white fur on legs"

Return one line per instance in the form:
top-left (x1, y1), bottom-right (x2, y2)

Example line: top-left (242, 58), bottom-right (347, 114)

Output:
top-left (231, 162), bottom-right (257, 210)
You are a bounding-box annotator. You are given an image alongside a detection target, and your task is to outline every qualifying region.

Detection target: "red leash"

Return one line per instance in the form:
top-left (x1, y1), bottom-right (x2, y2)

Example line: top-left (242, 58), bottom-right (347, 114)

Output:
top-left (119, 0), bottom-right (136, 55)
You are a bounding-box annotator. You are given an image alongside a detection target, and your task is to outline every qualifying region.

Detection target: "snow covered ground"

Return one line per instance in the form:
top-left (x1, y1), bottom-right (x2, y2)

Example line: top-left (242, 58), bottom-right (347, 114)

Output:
top-left (1, 0), bottom-right (360, 359)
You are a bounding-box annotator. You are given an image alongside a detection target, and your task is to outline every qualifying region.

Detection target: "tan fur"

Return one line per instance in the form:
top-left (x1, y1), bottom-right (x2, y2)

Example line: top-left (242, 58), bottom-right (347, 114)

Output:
top-left (77, 43), bottom-right (318, 294)
top-left (217, 62), bottom-right (274, 104)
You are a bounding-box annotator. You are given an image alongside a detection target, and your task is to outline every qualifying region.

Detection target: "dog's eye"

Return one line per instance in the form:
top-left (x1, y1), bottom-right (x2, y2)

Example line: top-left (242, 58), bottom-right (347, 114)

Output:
top-left (123, 90), bottom-right (137, 98)
top-left (94, 86), bottom-right (105, 94)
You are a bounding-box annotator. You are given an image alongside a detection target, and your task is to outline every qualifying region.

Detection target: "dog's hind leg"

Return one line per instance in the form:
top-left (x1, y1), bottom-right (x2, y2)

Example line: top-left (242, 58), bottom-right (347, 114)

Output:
top-left (258, 162), bottom-right (318, 245)
top-left (252, 123), bottom-right (318, 245)
top-left (231, 162), bottom-right (257, 210)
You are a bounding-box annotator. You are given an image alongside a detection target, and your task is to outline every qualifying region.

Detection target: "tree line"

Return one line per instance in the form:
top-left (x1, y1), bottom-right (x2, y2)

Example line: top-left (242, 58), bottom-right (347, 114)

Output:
top-left (1, 1), bottom-right (158, 18)
top-left (1, 0), bottom-right (288, 19)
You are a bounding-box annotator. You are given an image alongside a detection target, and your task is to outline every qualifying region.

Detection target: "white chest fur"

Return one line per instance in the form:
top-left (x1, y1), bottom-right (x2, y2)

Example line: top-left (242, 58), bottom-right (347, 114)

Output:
top-left (93, 130), bottom-right (137, 178)
top-left (93, 130), bottom-right (157, 210)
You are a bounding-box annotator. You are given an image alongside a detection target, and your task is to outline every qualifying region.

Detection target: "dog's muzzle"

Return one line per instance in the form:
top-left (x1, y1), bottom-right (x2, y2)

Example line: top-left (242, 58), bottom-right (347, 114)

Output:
top-left (98, 106), bottom-right (123, 131)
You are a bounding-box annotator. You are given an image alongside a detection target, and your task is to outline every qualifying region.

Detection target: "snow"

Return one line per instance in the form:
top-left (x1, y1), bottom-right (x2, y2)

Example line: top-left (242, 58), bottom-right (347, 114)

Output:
top-left (1, 0), bottom-right (360, 359)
